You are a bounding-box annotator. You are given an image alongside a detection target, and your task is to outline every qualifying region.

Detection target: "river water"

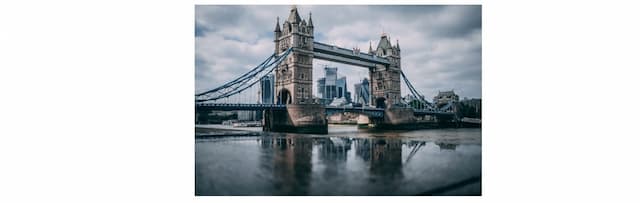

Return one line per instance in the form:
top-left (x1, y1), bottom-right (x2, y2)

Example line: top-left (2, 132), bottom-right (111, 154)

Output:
top-left (195, 125), bottom-right (481, 196)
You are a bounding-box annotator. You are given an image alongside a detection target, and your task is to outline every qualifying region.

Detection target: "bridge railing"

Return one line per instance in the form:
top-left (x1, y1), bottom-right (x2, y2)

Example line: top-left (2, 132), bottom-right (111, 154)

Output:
top-left (196, 103), bottom-right (286, 108)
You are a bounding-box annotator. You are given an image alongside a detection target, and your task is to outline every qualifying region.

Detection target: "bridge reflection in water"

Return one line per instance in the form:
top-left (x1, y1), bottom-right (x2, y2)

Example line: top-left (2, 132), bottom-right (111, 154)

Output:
top-left (195, 127), bottom-right (481, 196)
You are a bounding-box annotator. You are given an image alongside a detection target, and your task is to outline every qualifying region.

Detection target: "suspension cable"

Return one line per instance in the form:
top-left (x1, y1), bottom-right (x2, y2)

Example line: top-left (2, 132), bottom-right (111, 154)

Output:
top-left (400, 70), bottom-right (434, 110)
top-left (195, 48), bottom-right (292, 103)
top-left (195, 52), bottom-right (276, 96)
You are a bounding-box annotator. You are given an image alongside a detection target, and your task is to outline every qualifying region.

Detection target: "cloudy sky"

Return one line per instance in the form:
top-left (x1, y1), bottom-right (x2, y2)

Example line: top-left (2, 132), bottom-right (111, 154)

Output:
top-left (195, 5), bottom-right (481, 100)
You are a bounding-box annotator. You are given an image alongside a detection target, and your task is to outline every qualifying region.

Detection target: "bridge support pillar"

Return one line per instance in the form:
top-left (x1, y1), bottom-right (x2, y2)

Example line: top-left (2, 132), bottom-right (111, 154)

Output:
top-left (366, 107), bottom-right (417, 129)
top-left (263, 104), bottom-right (327, 134)
top-left (384, 107), bottom-right (416, 125)
top-left (356, 114), bottom-right (370, 129)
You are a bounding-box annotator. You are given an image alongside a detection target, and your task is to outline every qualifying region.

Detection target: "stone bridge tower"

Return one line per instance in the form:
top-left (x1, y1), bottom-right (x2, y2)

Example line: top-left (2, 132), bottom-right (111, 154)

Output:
top-left (265, 6), bottom-right (326, 134)
top-left (369, 33), bottom-right (402, 108)
top-left (273, 6), bottom-right (314, 105)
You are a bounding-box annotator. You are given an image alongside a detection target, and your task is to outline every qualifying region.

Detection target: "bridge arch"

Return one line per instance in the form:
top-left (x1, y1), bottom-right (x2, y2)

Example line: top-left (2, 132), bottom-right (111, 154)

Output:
top-left (375, 97), bottom-right (386, 109)
top-left (276, 88), bottom-right (292, 105)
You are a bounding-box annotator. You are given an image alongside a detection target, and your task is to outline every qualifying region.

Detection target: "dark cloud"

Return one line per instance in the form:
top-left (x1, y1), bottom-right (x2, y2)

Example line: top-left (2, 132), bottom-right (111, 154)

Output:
top-left (194, 21), bottom-right (209, 37)
top-left (424, 6), bottom-right (482, 38)
top-left (195, 5), bottom-right (481, 99)
top-left (195, 6), bottom-right (248, 32)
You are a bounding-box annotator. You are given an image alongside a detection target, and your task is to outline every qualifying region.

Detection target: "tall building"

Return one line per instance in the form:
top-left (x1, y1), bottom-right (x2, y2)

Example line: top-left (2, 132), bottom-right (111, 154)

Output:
top-left (316, 66), bottom-right (351, 103)
top-left (353, 78), bottom-right (370, 106)
top-left (260, 74), bottom-right (275, 104)
top-left (317, 66), bottom-right (337, 99)
top-left (336, 76), bottom-right (350, 102)
top-left (316, 77), bottom-right (325, 100)
top-left (433, 90), bottom-right (460, 105)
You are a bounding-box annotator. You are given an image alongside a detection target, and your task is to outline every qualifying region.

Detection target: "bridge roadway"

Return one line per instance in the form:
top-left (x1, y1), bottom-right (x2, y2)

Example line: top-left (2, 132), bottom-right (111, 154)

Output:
top-left (195, 103), bottom-right (455, 118)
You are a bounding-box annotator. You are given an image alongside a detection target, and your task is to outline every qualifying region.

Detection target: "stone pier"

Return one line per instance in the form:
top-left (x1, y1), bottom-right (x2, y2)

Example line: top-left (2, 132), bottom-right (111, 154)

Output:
top-left (366, 107), bottom-right (418, 129)
top-left (384, 107), bottom-right (416, 125)
top-left (356, 114), bottom-right (371, 129)
top-left (263, 104), bottom-right (328, 134)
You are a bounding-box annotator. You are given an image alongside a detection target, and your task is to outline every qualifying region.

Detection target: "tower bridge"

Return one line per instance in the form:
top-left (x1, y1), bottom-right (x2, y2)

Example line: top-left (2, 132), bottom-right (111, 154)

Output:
top-left (196, 6), bottom-right (457, 134)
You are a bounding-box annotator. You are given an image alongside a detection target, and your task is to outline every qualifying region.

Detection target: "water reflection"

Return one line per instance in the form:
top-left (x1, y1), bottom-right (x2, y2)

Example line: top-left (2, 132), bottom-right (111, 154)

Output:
top-left (259, 136), bottom-right (313, 195)
top-left (317, 137), bottom-right (351, 181)
top-left (405, 141), bottom-right (426, 164)
top-left (436, 142), bottom-right (458, 151)
top-left (196, 128), bottom-right (481, 195)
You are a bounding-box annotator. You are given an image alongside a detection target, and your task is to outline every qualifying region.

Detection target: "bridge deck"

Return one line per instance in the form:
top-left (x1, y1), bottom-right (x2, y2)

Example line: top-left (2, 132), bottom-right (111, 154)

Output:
top-left (195, 103), bottom-right (455, 117)
top-left (313, 42), bottom-right (390, 68)
top-left (195, 103), bottom-right (286, 111)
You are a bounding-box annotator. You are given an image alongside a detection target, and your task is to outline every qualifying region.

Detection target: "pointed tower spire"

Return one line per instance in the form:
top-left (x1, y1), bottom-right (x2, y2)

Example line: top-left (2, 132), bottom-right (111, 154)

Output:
top-left (396, 39), bottom-right (400, 49)
top-left (308, 12), bottom-right (314, 27)
top-left (288, 5), bottom-right (301, 23)
top-left (274, 16), bottom-right (281, 32)
top-left (368, 41), bottom-right (373, 53)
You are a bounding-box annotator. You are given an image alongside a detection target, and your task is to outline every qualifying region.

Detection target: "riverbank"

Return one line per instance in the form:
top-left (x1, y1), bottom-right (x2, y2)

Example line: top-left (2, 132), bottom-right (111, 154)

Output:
top-left (195, 124), bottom-right (262, 138)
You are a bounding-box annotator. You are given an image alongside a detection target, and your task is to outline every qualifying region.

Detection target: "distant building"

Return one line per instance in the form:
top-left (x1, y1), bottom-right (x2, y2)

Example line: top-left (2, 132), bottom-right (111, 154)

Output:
top-left (237, 111), bottom-right (258, 121)
top-left (460, 98), bottom-right (481, 118)
top-left (317, 77), bottom-right (327, 98)
top-left (460, 98), bottom-right (481, 108)
top-left (336, 76), bottom-right (350, 102)
top-left (260, 74), bottom-right (275, 104)
top-left (316, 66), bottom-right (351, 104)
top-left (433, 90), bottom-right (459, 105)
top-left (353, 78), bottom-right (370, 106)
top-left (317, 66), bottom-right (337, 99)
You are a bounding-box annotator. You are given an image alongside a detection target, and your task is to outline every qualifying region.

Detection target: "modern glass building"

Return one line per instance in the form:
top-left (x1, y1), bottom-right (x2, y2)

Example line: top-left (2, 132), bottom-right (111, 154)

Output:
top-left (260, 74), bottom-right (275, 104)
top-left (316, 66), bottom-right (351, 103)
top-left (354, 78), bottom-right (370, 106)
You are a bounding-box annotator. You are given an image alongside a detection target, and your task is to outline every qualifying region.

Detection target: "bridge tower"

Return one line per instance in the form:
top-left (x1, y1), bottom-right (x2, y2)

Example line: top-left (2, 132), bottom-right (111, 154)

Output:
top-left (369, 34), bottom-right (402, 108)
top-left (265, 6), bottom-right (327, 134)
top-left (367, 34), bottom-right (415, 127)
top-left (273, 5), bottom-right (314, 105)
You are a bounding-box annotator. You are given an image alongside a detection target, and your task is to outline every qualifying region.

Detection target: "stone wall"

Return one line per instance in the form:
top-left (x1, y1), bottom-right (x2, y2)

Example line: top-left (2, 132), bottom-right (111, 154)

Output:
top-left (383, 107), bottom-right (416, 125)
